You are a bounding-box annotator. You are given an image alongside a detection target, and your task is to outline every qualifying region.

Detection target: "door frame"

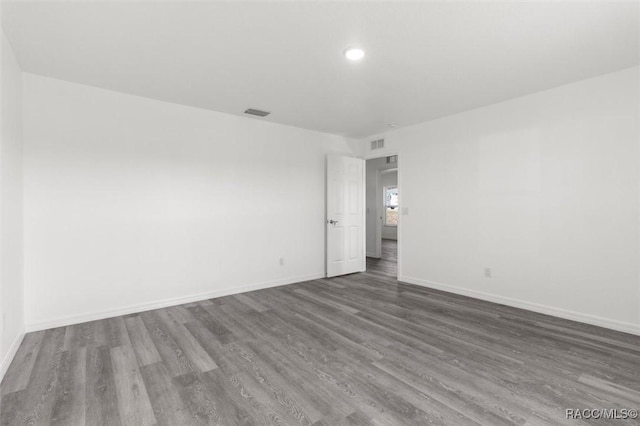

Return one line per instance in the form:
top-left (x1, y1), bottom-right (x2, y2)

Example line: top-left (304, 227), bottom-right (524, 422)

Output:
top-left (364, 152), bottom-right (401, 279)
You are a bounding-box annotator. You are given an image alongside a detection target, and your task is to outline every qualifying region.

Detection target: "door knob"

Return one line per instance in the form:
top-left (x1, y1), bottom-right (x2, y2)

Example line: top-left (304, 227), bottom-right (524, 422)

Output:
top-left (328, 219), bottom-right (339, 225)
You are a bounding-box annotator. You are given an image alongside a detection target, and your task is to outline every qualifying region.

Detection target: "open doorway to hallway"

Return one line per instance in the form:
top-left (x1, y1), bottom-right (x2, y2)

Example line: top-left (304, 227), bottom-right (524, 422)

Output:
top-left (365, 155), bottom-right (398, 278)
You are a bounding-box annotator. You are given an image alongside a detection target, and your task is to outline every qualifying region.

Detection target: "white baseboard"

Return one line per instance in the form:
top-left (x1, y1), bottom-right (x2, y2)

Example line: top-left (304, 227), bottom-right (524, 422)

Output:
top-left (399, 275), bottom-right (640, 336)
top-left (25, 272), bottom-right (325, 332)
top-left (0, 328), bottom-right (25, 383)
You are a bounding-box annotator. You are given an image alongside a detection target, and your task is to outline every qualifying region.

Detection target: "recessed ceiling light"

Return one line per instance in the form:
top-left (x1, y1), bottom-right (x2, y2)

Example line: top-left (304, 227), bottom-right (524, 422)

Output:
top-left (388, 123), bottom-right (398, 127)
top-left (344, 46), bottom-right (365, 61)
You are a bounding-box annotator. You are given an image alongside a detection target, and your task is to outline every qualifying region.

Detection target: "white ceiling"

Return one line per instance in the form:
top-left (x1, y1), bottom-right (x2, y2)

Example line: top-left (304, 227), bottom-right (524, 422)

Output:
top-left (3, 1), bottom-right (639, 138)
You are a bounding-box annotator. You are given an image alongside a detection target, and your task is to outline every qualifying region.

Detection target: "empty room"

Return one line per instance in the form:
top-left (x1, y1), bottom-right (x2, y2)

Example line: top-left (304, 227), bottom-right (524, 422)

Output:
top-left (1, 1), bottom-right (639, 425)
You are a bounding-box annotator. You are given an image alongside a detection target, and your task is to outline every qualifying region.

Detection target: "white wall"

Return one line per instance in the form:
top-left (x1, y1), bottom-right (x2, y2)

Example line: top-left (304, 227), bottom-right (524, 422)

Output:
top-left (381, 170), bottom-right (398, 240)
top-left (22, 74), bottom-right (354, 330)
top-left (0, 26), bottom-right (24, 379)
top-left (358, 67), bottom-right (640, 335)
top-left (15, 63), bottom-right (640, 337)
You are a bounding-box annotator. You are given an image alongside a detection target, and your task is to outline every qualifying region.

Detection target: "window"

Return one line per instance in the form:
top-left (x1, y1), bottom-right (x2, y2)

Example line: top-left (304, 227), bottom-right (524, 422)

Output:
top-left (384, 186), bottom-right (398, 226)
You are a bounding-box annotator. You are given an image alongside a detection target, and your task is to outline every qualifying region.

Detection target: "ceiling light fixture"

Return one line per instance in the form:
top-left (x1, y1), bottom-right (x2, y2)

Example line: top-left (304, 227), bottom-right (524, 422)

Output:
top-left (388, 123), bottom-right (398, 128)
top-left (344, 46), bottom-right (365, 61)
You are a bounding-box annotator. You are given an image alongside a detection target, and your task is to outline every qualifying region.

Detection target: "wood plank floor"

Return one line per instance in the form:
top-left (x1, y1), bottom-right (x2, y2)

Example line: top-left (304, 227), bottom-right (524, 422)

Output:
top-left (366, 239), bottom-right (397, 278)
top-left (2, 269), bottom-right (640, 425)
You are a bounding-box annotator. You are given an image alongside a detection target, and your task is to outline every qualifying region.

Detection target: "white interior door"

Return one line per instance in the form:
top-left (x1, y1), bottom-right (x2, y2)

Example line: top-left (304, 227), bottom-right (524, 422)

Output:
top-left (326, 155), bottom-right (365, 277)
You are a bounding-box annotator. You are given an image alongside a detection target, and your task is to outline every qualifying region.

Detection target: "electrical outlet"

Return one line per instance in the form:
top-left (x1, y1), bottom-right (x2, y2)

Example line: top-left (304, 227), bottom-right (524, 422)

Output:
top-left (484, 268), bottom-right (492, 278)
top-left (279, 257), bottom-right (285, 266)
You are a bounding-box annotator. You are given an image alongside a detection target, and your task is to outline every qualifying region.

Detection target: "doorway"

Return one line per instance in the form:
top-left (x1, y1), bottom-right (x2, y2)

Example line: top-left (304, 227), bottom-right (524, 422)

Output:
top-left (365, 156), bottom-right (399, 278)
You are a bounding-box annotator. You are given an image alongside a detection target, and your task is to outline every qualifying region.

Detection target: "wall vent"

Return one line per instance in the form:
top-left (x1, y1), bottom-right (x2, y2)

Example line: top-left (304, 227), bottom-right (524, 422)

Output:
top-left (370, 138), bottom-right (384, 150)
top-left (244, 108), bottom-right (271, 117)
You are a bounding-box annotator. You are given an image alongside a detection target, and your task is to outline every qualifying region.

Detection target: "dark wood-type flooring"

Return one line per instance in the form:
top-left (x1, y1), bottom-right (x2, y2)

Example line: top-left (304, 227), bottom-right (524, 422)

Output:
top-left (366, 239), bottom-right (397, 278)
top-left (2, 255), bottom-right (639, 425)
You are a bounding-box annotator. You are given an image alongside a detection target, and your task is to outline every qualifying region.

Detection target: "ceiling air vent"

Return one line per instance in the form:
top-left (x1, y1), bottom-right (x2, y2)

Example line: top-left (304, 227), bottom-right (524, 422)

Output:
top-left (244, 108), bottom-right (271, 117)
top-left (370, 138), bottom-right (384, 150)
